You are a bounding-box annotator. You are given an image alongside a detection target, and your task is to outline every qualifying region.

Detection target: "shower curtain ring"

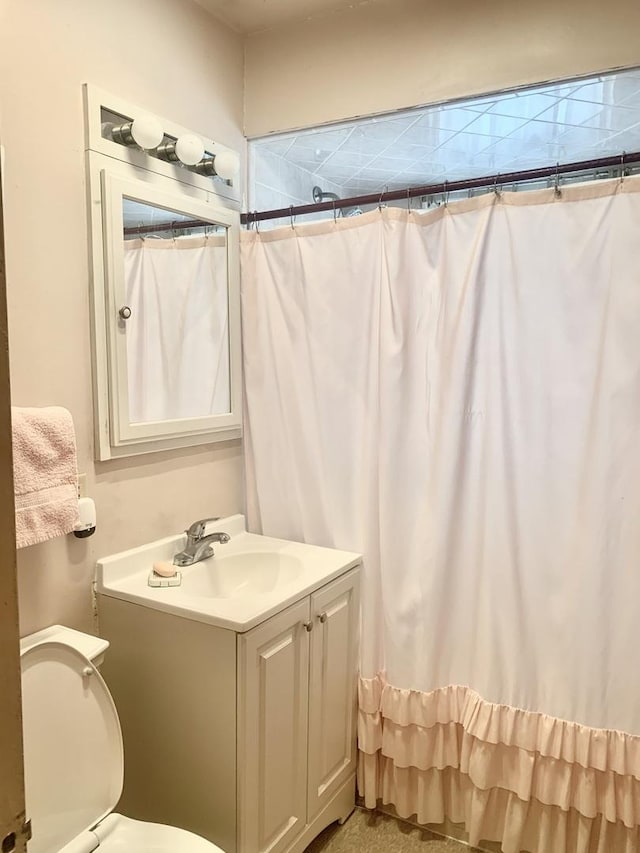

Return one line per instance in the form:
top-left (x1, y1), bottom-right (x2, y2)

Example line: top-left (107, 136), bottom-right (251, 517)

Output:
top-left (443, 180), bottom-right (449, 207)
top-left (290, 205), bottom-right (295, 230)
top-left (554, 162), bottom-right (562, 197)
top-left (255, 212), bottom-right (260, 233)
top-left (621, 151), bottom-right (626, 184)
top-left (493, 175), bottom-right (501, 199)
top-left (378, 185), bottom-right (388, 210)
top-left (333, 199), bottom-right (337, 222)
top-left (407, 188), bottom-right (412, 211)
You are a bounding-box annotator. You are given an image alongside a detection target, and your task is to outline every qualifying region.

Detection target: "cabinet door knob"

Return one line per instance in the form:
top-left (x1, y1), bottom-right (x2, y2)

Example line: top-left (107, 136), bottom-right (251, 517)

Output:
top-left (119, 305), bottom-right (132, 320)
top-left (318, 612), bottom-right (328, 623)
top-left (303, 621), bottom-right (313, 632)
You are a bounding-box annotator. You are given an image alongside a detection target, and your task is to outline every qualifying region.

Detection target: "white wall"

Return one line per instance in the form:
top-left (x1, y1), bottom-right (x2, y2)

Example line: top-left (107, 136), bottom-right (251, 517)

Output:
top-left (249, 145), bottom-right (344, 227)
top-left (0, 0), bottom-right (246, 636)
top-left (244, 0), bottom-right (640, 136)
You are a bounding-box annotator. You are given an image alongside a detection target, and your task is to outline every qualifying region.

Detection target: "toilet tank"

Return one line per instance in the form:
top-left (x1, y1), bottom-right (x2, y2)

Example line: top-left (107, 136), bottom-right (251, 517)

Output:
top-left (20, 624), bottom-right (110, 667)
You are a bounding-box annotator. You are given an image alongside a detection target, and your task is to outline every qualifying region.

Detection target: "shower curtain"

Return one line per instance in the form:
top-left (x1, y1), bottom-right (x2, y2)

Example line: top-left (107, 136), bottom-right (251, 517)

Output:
top-left (240, 179), bottom-right (640, 853)
top-left (123, 234), bottom-right (230, 422)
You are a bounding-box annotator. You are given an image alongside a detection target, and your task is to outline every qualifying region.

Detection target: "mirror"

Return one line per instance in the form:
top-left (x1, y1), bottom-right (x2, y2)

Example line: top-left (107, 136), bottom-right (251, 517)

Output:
top-left (121, 198), bottom-right (231, 423)
top-left (87, 164), bottom-right (241, 459)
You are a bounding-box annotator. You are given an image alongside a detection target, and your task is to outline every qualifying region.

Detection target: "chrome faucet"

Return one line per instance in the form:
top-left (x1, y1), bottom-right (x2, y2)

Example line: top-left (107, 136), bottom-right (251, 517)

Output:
top-left (173, 517), bottom-right (230, 567)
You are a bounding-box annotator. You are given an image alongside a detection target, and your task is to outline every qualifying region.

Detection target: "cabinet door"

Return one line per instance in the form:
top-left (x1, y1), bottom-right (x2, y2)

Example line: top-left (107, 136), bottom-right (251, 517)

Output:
top-left (307, 568), bottom-right (360, 821)
top-left (238, 599), bottom-right (310, 853)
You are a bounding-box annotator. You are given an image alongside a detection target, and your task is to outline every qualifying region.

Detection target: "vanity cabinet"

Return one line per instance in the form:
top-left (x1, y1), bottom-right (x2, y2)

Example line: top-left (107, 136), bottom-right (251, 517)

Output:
top-left (98, 565), bottom-right (360, 853)
top-left (238, 571), bottom-right (359, 853)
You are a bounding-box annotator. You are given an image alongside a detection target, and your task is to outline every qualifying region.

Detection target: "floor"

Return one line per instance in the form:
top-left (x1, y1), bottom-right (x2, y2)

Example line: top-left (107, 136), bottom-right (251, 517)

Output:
top-left (304, 809), bottom-right (476, 853)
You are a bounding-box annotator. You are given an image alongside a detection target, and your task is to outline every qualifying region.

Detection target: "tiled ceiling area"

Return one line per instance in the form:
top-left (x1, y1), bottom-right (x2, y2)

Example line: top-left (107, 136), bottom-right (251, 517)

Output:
top-left (250, 69), bottom-right (640, 201)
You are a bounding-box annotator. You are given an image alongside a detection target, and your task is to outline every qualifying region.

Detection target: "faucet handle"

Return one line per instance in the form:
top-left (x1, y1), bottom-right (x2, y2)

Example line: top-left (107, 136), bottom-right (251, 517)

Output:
top-left (185, 517), bottom-right (220, 541)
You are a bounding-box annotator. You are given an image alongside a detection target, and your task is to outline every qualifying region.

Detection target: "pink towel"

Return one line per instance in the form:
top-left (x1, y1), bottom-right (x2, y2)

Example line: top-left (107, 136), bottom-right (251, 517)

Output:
top-left (12, 407), bottom-right (79, 549)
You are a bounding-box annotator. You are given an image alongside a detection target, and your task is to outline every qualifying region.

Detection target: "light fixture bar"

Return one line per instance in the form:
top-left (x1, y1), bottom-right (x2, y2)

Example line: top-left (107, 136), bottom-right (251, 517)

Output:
top-left (100, 101), bottom-right (237, 182)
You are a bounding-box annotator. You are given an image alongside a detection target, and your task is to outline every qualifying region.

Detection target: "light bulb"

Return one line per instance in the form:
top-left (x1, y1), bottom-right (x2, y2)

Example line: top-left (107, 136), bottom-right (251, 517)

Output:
top-left (175, 134), bottom-right (205, 166)
top-left (130, 115), bottom-right (164, 150)
top-left (213, 150), bottom-right (240, 181)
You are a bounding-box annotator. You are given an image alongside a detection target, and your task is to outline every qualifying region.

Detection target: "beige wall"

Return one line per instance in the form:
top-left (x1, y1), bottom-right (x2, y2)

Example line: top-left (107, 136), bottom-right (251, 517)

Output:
top-left (244, 0), bottom-right (640, 137)
top-left (0, 0), bottom-right (245, 636)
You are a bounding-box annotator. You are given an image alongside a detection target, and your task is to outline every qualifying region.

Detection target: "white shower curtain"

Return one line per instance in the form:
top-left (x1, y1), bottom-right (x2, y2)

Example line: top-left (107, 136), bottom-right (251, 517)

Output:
top-left (241, 179), bottom-right (640, 853)
top-left (124, 234), bottom-right (230, 422)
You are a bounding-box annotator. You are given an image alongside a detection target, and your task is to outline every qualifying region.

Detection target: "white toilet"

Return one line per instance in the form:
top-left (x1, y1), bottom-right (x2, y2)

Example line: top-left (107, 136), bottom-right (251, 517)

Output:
top-left (20, 625), bottom-right (225, 853)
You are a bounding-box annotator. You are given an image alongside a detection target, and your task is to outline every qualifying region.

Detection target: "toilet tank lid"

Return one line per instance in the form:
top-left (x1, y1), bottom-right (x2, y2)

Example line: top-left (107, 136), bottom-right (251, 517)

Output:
top-left (20, 624), bottom-right (109, 663)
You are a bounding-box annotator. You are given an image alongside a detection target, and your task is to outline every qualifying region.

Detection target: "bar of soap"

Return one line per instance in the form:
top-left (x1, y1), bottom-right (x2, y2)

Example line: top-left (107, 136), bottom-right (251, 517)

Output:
top-left (153, 560), bottom-right (177, 578)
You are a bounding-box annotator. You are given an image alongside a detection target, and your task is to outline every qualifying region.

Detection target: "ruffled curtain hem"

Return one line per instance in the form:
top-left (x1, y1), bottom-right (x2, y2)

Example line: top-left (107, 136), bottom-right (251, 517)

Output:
top-left (358, 675), bottom-right (640, 853)
top-left (358, 756), bottom-right (640, 853)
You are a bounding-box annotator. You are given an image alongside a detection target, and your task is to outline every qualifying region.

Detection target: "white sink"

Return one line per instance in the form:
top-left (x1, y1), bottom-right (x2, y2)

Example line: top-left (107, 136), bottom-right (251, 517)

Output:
top-left (95, 515), bottom-right (361, 632)
top-left (180, 552), bottom-right (302, 599)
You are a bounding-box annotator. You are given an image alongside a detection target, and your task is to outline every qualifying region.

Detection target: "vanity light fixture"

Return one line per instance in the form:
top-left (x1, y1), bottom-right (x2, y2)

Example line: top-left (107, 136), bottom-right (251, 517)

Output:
top-left (195, 149), bottom-right (240, 181)
top-left (90, 88), bottom-right (240, 189)
top-left (110, 114), bottom-right (164, 150)
top-left (156, 133), bottom-right (205, 166)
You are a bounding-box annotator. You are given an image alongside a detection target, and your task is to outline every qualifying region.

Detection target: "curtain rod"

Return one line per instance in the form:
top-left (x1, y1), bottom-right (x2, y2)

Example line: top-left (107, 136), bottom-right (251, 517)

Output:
top-left (241, 150), bottom-right (640, 226)
top-left (123, 219), bottom-right (223, 237)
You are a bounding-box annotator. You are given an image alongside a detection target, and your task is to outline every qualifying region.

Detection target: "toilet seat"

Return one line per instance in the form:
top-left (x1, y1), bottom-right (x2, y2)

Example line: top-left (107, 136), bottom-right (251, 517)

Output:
top-left (92, 814), bottom-right (223, 852)
top-left (20, 639), bottom-right (224, 853)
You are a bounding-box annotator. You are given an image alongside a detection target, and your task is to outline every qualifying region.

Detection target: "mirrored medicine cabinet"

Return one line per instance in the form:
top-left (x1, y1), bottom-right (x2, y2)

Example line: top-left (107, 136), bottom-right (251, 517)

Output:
top-left (84, 86), bottom-right (242, 460)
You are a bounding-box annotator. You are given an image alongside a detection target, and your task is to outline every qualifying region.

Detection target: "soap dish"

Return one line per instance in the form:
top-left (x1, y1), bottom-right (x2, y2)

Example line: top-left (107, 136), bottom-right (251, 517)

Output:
top-left (148, 571), bottom-right (182, 588)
